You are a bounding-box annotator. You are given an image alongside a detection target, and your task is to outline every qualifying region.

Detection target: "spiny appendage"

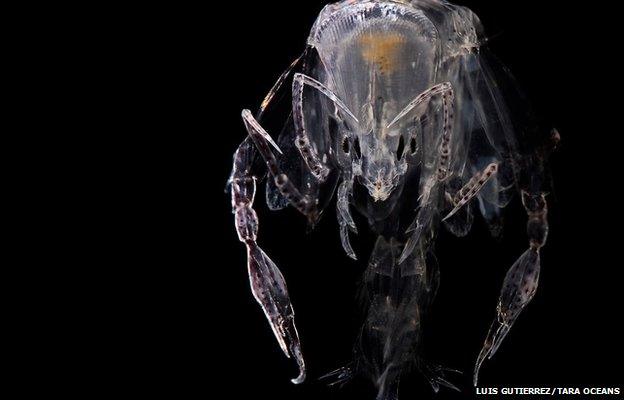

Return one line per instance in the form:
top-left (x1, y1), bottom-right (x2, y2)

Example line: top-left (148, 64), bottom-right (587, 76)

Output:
top-left (387, 82), bottom-right (452, 129)
top-left (443, 162), bottom-right (499, 221)
top-left (230, 144), bottom-right (306, 384)
top-left (474, 191), bottom-right (548, 386)
top-left (420, 362), bottom-right (462, 393)
top-left (337, 176), bottom-right (358, 260)
top-left (241, 109), bottom-right (319, 224)
top-left (292, 73), bottom-right (357, 182)
top-left (259, 48), bottom-right (309, 116)
top-left (398, 211), bottom-right (431, 265)
top-left (319, 364), bottom-right (355, 388)
top-left (398, 176), bottom-right (438, 264)
top-left (437, 85), bottom-right (455, 181)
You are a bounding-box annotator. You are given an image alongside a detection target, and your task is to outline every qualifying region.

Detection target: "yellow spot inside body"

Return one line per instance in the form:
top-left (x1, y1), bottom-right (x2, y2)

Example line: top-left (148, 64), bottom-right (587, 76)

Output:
top-left (359, 32), bottom-right (406, 73)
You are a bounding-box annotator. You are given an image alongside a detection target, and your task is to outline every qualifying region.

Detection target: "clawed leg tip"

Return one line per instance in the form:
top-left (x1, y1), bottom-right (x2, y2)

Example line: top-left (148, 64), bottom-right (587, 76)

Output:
top-left (473, 371), bottom-right (481, 387)
top-left (291, 371), bottom-right (306, 385)
top-left (398, 252), bottom-right (409, 265)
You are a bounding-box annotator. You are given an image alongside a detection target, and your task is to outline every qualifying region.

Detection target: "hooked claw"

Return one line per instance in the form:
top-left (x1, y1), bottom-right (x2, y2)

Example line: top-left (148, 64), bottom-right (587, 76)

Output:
top-left (247, 243), bottom-right (306, 384)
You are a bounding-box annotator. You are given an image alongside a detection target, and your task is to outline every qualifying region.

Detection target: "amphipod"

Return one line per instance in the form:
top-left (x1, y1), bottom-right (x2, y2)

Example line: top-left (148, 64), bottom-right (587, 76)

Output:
top-left (229, 1), bottom-right (557, 398)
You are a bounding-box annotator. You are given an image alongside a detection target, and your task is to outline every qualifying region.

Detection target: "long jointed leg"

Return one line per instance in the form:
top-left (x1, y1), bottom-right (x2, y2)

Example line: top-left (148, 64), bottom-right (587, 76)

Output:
top-left (230, 141), bottom-right (306, 384)
top-left (473, 191), bottom-right (548, 386)
top-left (336, 175), bottom-right (358, 260)
top-left (242, 109), bottom-right (318, 224)
top-left (443, 163), bottom-right (499, 221)
top-left (292, 73), bottom-right (358, 182)
top-left (399, 85), bottom-right (456, 263)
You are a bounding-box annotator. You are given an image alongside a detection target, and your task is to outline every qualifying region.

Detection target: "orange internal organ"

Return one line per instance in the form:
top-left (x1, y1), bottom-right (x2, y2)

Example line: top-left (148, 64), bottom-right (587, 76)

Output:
top-left (359, 32), bottom-right (406, 73)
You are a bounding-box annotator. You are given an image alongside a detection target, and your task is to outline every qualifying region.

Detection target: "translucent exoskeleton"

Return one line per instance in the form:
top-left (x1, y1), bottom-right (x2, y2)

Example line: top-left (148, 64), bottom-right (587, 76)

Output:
top-left (228, 0), bottom-right (558, 398)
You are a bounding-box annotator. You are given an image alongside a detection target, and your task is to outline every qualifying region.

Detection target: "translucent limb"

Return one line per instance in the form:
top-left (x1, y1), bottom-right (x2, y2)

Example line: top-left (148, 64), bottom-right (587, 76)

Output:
top-left (398, 215), bottom-right (429, 265)
top-left (336, 175), bottom-right (358, 260)
top-left (241, 108), bottom-right (282, 154)
top-left (292, 73), bottom-right (358, 181)
top-left (319, 364), bottom-right (354, 388)
top-left (474, 192), bottom-right (548, 386)
top-left (420, 362), bottom-right (462, 393)
top-left (293, 73), bottom-right (358, 123)
top-left (437, 83), bottom-right (455, 181)
top-left (387, 82), bottom-right (452, 129)
top-left (398, 83), bottom-right (456, 262)
top-left (259, 48), bottom-right (313, 211)
top-left (398, 176), bottom-right (437, 264)
top-left (340, 224), bottom-right (357, 261)
top-left (337, 182), bottom-right (357, 234)
top-left (375, 371), bottom-right (399, 400)
top-left (259, 48), bottom-right (310, 117)
top-left (242, 109), bottom-right (319, 224)
top-left (442, 162), bottom-right (498, 221)
top-left (229, 50), bottom-right (325, 386)
top-left (230, 143), bottom-right (306, 384)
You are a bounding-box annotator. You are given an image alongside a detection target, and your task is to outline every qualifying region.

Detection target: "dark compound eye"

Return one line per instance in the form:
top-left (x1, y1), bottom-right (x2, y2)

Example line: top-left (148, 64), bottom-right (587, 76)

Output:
top-left (410, 137), bottom-right (417, 155)
top-left (397, 135), bottom-right (405, 160)
top-left (353, 137), bottom-right (362, 159)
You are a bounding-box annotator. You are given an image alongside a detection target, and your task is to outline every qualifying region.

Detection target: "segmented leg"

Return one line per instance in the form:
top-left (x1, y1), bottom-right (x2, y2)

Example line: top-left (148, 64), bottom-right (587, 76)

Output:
top-left (230, 140), bottom-right (306, 384)
top-left (437, 85), bottom-right (455, 181)
top-left (387, 82), bottom-right (453, 129)
top-left (473, 191), bottom-right (548, 386)
top-left (442, 163), bottom-right (499, 221)
top-left (229, 51), bottom-right (314, 384)
top-left (292, 73), bottom-right (358, 182)
top-left (242, 109), bottom-right (319, 224)
top-left (336, 174), bottom-right (358, 260)
top-left (399, 84), bottom-right (456, 263)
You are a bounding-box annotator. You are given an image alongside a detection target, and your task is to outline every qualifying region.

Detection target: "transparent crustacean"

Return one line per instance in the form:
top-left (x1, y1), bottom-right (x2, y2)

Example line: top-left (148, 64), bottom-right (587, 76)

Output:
top-left (228, 0), bottom-right (558, 398)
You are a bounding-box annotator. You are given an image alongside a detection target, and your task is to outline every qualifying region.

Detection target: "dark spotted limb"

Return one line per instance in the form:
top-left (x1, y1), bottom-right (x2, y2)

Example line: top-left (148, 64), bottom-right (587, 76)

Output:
top-left (230, 144), bottom-right (306, 384)
top-left (473, 191), bottom-right (548, 386)
top-left (292, 72), bottom-right (358, 182)
top-left (443, 162), bottom-right (499, 221)
top-left (228, 52), bottom-right (315, 383)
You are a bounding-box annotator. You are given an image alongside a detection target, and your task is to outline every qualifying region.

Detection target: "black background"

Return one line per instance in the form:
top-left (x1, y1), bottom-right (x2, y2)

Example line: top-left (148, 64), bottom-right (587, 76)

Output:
top-left (186, 1), bottom-right (621, 399)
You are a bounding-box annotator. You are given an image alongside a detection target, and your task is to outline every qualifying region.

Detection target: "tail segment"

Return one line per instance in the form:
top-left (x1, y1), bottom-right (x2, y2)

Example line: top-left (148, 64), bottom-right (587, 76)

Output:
top-left (356, 236), bottom-right (451, 398)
